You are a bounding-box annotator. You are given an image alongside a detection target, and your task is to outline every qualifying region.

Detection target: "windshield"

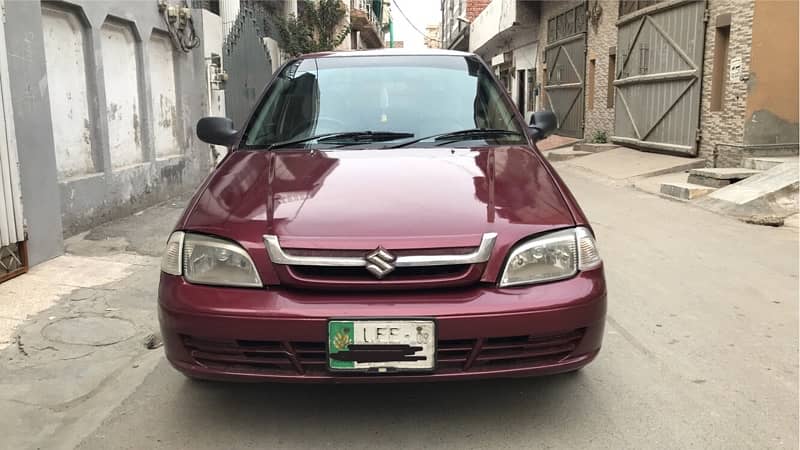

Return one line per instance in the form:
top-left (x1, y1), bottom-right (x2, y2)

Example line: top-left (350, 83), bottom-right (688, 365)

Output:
top-left (242, 55), bottom-right (527, 149)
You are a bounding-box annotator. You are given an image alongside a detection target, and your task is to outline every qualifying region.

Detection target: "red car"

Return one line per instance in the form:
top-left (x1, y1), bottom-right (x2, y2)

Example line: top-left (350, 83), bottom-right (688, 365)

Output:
top-left (159, 50), bottom-right (606, 382)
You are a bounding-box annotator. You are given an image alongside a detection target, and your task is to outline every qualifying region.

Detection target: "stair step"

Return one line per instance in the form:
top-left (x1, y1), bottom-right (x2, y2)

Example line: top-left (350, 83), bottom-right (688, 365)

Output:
top-left (547, 149), bottom-right (592, 162)
top-left (687, 168), bottom-right (761, 187)
top-left (660, 182), bottom-right (717, 200)
top-left (742, 156), bottom-right (798, 170)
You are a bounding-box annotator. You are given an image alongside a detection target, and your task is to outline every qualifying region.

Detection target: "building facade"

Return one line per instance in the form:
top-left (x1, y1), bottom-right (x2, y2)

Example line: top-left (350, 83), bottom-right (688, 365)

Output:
top-left (343, 0), bottom-right (390, 50)
top-left (447, 0), bottom-right (798, 165)
top-left (425, 23), bottom-right (442, 49)
top-left (441, 0), bottom-right (491, 51)
top-left (0, 0), bottom-right (223, 275)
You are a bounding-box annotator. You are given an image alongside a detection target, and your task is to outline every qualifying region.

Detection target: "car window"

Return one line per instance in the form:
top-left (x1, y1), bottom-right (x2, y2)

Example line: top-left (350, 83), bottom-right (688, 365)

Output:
top-left (243, 55), bottom-right (525, 148)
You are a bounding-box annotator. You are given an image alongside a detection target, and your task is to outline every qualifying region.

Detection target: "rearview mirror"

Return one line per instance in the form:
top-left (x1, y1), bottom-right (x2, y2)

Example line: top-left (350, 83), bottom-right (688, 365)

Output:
top-left (527, 111), bottom-right (558, 142)
top-left (197, 117), bottom-right (238, 146)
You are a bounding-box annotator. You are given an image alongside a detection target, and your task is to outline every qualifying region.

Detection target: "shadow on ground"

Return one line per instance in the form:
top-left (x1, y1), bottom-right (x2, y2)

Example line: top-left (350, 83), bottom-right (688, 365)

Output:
top-left (79, 360), bottom-right (596, 449)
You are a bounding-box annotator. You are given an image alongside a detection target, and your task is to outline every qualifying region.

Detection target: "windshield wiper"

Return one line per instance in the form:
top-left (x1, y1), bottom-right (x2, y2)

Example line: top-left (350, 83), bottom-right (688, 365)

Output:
top-left (386, 128), bottom-right (524, 149)
top-left (267, 131), bottom-right (414, 150)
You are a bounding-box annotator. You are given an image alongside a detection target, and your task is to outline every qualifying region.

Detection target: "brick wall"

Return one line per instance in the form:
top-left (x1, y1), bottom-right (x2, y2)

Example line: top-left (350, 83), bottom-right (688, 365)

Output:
top-left (583, 0), bottom-right (618, 143)
top-left (466, 0), bottom-right (491, 21)
top-left (698, 0), bottom-right (755, 167)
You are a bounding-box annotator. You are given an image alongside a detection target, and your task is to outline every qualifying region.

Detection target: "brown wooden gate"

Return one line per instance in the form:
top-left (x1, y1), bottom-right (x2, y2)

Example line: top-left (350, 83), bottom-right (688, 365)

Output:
top-left (612, 0), bottom-right (707, 155)
top-left (543, 3), bottom-right (587, 139)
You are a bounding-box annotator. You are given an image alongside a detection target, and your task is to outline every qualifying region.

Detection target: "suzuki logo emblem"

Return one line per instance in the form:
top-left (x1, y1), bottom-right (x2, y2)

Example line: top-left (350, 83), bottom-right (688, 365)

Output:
top-left (365, 247), bottom-right (396, 279)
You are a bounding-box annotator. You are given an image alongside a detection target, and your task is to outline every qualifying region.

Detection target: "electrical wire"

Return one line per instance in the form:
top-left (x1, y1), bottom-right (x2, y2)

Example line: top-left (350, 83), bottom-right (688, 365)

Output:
top-left (390, 0), bottom-right (443, 45)
top-left (161, 0), bottom-right (201, 53)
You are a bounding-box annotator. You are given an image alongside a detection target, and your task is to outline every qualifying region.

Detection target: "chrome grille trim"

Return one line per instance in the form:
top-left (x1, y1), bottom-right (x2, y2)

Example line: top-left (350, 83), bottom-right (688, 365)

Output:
top-left (263, 233), bottom-right (497, 268)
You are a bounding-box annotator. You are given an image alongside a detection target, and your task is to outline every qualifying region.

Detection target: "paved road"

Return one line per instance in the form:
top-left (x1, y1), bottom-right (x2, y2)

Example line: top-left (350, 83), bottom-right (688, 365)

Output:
top-left (25, 165), bottom-right (800, 449)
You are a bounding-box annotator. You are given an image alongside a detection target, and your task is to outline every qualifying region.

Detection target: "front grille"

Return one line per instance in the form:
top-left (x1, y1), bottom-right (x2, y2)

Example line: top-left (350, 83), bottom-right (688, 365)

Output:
top-left (290, 264), bottom-right (470, 282)
top-left (270, 241), bottom-right (490, 290)
top-left (183, 336), bottom-right (328, 375)
top-left (436, 329), bottom-right (586, 372)
top-left (182, 329), bottom-right (585, 376)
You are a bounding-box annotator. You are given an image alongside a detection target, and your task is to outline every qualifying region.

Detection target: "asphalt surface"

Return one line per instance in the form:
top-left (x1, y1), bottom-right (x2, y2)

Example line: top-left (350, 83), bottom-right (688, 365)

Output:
top-left (29, 164), bottom-right (800, 449)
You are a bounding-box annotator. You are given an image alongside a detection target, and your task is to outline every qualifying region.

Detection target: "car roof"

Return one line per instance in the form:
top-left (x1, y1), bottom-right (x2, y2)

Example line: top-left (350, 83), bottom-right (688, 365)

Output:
top-left (299, 48), bottom-right (476, 59)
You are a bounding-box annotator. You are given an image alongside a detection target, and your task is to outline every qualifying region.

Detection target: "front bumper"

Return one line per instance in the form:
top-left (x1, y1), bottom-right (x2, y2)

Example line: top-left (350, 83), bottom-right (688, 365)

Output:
top-left (158, 268), bottom-right (606, 383)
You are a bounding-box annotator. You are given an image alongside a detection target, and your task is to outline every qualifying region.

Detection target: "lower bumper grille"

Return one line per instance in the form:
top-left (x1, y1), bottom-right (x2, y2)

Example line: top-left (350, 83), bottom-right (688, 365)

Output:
top-left (182, 329), bottom-right (585, 376)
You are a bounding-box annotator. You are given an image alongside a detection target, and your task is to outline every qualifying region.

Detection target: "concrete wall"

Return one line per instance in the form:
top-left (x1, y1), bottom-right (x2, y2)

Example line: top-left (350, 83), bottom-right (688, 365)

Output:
top-left (101, 19), bottom-right (144, 169)
top-left (743, 0), bottom-right (799, 146)
top-left (4, 0), bottom-right (214, 264)
top-left (3, 1), bottom-right (64, 264)
top-left (41, 5), bottom-right (95, 180)
top-left (149, 31), bottom-right (180, 159)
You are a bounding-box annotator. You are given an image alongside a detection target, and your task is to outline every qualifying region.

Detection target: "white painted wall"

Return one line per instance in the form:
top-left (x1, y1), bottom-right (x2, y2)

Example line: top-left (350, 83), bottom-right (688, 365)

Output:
top-left (200, 10), bottom-right (227, 164)
top-left (101, 21), bottom-right (143, 169)
top-left (201, 10), bottom-right (225, 117)
top-left (220, 0), bottom-right (240, 37)
top-left (41, 6), bottom-right (94, 179)
top-left (264, 37), bottom-right (282, 73)
top-left (469, 0), bottom-right (516, 53)
top-left (149, 32), bottom-right (179, 159)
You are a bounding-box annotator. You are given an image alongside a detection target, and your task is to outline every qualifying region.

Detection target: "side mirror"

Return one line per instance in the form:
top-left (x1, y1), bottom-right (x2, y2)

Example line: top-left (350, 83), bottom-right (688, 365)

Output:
top-left (197, 117), bottom-right (238, 146)
top-left (527, 110), bottom-right (558, 141)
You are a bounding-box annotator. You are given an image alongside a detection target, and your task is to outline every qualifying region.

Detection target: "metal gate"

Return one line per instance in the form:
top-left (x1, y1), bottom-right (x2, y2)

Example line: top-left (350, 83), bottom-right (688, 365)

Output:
top-left (612, 0), bottom-right (706, 155)
top-left (223, 6), bottom-right (275, 127)
top-left (543, 3), bottom-right (587, 139)
top-left (0, 2), bottom-right (27, 282)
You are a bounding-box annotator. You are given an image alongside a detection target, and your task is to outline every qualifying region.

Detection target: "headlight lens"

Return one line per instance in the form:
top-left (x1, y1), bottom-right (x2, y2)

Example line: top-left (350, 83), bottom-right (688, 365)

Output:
top-left (160, 232), bottom-right (262, 288)
top-left (499, 227), bottom-right (600, 287)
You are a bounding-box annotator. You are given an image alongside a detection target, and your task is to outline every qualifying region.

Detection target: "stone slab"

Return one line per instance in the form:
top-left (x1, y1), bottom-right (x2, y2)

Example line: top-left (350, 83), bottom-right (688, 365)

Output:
top-left (564, 147), bottom-right (707, 180)
top-left (742, 156), bottom-right (798, 171)
top-left (689, 168), bottom-right (761, 179)
top-left (536, 135), bottom-right (580, 151)
top-left (687, 174), bottom-right (733, 188)
top-left (697, 160), bottom-right (799, 218)
top-left (660, 182), bottom-right (717, 200)
top-left (633, 171), bottom-right (689, 196)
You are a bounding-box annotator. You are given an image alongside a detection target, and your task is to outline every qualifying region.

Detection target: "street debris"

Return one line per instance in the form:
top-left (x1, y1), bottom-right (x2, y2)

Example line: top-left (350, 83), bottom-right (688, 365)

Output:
top-left (14, 335), bottom-right (28, 357)
top-left (740, 214), bottom-right (785, 227)
top-left (143, 333), bottom-right (163, 350)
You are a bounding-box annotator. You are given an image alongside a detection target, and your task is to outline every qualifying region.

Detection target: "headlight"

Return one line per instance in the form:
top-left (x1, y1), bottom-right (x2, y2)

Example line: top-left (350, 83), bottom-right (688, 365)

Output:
top-left (499, 227), bottom-right (601, 287)
top-left (160, 232), bottom-right (262, 288)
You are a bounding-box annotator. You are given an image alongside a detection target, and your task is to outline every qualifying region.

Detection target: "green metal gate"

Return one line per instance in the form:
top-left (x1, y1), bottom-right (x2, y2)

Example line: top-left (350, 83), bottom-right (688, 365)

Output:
top-left (612, 0), bottom-right (706, 155)
top-left (543, 3), bottom-right (587, 139)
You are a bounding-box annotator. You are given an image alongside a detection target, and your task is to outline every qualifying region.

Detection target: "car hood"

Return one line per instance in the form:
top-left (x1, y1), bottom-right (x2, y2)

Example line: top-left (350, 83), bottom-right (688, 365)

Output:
top-left (181, 146), bottom-right (576, 280)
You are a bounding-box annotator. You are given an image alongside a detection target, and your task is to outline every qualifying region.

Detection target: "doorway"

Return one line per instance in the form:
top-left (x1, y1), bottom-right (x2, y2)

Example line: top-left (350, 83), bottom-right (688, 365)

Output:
top-left (516, 69), bottom-right (526, 114)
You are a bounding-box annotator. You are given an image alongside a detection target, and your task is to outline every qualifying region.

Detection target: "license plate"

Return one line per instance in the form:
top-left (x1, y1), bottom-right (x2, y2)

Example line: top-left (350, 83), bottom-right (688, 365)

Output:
top-left (327, 320), bottom-right (435, 372)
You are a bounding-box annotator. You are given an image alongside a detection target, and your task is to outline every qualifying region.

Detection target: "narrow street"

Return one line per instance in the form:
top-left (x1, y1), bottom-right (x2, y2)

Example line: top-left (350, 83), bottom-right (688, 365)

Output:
top-left (1, 163), bottom-right (795, 449)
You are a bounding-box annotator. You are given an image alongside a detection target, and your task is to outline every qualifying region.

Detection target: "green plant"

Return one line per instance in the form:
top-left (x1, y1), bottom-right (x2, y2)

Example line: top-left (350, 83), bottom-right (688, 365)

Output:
top-left (591, 130), bottom-right (608, 144)
top-left (276, 0), bottom-right (351, 56)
